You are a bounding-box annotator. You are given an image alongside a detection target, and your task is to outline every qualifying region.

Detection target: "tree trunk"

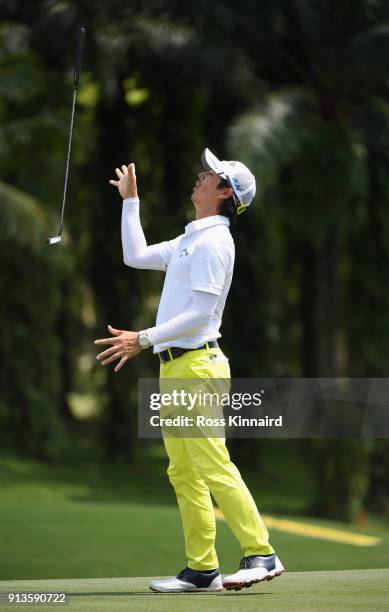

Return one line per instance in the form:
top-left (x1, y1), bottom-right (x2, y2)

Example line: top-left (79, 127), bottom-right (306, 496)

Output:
top-left (56, 279), bottom-right (74, 424)
top-left (317, 225), bottom-right (340, 377)
top-left (299, 242), bottom-right (318, 376)
top-left (89, 77), bottom-right (140, 463)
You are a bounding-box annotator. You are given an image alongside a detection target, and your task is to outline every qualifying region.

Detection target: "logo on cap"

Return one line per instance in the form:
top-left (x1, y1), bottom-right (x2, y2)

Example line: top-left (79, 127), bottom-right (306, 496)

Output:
top-left (232, 177), bottom-right (242, 193)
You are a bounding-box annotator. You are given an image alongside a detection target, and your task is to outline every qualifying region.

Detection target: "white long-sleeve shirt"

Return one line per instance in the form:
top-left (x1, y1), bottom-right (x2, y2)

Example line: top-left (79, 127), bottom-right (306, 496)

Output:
top-left (121, 197), bottom-right (235, 353)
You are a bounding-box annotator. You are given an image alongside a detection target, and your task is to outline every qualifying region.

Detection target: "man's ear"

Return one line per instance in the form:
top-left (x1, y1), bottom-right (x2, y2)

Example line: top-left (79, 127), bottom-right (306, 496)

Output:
top-left (218, 187), bottom-right (233, 201)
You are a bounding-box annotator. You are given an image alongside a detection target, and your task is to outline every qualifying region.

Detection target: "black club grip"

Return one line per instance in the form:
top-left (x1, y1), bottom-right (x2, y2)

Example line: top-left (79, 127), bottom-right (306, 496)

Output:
top-left (73, 27), bottom-right (86, 90)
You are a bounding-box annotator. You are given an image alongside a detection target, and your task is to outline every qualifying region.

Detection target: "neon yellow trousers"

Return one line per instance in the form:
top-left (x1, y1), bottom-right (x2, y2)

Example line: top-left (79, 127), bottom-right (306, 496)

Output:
top-left (160, 346), bottom-right (274, 571)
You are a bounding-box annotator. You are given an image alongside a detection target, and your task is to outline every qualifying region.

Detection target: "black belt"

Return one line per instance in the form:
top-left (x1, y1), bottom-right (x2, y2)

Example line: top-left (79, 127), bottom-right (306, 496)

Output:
top-left (158, 341), bottom-right (218, 363)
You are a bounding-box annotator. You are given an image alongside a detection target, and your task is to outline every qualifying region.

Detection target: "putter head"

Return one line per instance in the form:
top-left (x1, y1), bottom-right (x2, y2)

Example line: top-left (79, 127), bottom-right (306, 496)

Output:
top-left (45, 236), bottom-right (62, 245)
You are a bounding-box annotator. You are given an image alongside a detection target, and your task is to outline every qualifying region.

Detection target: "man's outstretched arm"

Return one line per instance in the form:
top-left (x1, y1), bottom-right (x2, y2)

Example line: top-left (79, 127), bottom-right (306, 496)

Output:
top-left (94, 290), bottom-right (218, 372)
top-left (110, 163), bottom-right (179, 271)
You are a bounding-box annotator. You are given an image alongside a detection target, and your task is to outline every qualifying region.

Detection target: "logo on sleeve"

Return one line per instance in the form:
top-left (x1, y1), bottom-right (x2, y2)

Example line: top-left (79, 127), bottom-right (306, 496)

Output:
top-left (179, 248), bottom-right (189, 258)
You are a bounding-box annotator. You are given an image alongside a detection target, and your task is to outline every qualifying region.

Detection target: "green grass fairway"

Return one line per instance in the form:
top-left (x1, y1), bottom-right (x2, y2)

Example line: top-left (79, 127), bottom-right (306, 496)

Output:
top-left (1, 569), bottom-right (388, 611)
top-left (1, 498), bottom-right (389, 581)
top-left (2, 451), bottom-right (389, 581)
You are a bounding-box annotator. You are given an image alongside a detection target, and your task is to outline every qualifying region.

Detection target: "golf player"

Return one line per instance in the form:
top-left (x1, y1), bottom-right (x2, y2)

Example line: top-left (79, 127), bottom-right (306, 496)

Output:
top-left (95, 148), bottom-right (284, 592)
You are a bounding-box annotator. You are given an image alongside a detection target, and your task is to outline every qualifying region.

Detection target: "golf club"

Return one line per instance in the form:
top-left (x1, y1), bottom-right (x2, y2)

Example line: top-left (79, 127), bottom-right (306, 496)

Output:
top-left (46, 26), bottom-right (86, 245)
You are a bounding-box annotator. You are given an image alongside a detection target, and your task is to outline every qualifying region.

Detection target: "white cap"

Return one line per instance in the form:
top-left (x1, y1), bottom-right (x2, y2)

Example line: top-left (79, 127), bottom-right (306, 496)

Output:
top-left (201, 147), bottom-right (256, 214)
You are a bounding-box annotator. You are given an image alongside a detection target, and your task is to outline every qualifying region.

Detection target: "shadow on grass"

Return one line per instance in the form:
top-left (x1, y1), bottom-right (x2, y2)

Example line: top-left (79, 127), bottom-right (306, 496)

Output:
top-left (0, 436), bottom-right (316, 514)
top-left (0, 444), bottom-right (176, 506)
top-left (67, 591), bottom-right (272, 597)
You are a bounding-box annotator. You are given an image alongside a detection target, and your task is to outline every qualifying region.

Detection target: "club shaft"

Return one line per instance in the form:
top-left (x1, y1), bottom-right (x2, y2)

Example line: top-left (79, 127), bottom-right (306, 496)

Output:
top-left (57, 88), bottom-right (78, 235)
top-left (51, 27), bottom-right (86, 242)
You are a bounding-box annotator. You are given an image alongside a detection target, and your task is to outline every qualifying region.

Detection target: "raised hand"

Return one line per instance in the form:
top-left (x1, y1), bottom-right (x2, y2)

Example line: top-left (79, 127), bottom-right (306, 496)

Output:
top-left (109, 163), bottom-right (138, 199)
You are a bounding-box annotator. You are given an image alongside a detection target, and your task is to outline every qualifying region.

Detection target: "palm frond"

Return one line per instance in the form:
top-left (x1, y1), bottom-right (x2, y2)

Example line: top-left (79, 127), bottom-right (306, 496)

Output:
top-left (228, 88), bottom-right (311, 198)
top-left (346, 22), bottom-right (389, 89)
top-left (0, 181), bottom-right (49, 249)
top-left (0, 111), bottom-right (61, 158)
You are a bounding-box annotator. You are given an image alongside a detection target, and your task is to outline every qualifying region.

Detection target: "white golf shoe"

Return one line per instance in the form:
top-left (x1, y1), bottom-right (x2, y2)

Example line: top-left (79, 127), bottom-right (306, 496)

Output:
top-left (222, 553), bottom-right (284, 591)
top-left (149, 567), bottom-right (223, 593)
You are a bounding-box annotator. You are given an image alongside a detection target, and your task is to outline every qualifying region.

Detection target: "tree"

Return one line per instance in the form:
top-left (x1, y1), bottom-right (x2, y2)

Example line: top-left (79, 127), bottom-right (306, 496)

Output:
top-left (226, 0), bottom-right (389, 520)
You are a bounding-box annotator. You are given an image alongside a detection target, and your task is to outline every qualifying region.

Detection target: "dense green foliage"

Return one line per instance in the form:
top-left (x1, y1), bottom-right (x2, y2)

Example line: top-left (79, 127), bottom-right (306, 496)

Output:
top-left (1, 1), bottom-right (389, 521)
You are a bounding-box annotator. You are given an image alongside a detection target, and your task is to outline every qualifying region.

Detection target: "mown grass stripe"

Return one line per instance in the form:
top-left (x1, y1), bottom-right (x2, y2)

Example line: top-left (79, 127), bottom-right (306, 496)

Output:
top-left (214, 508), bottom-right (381, 546)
